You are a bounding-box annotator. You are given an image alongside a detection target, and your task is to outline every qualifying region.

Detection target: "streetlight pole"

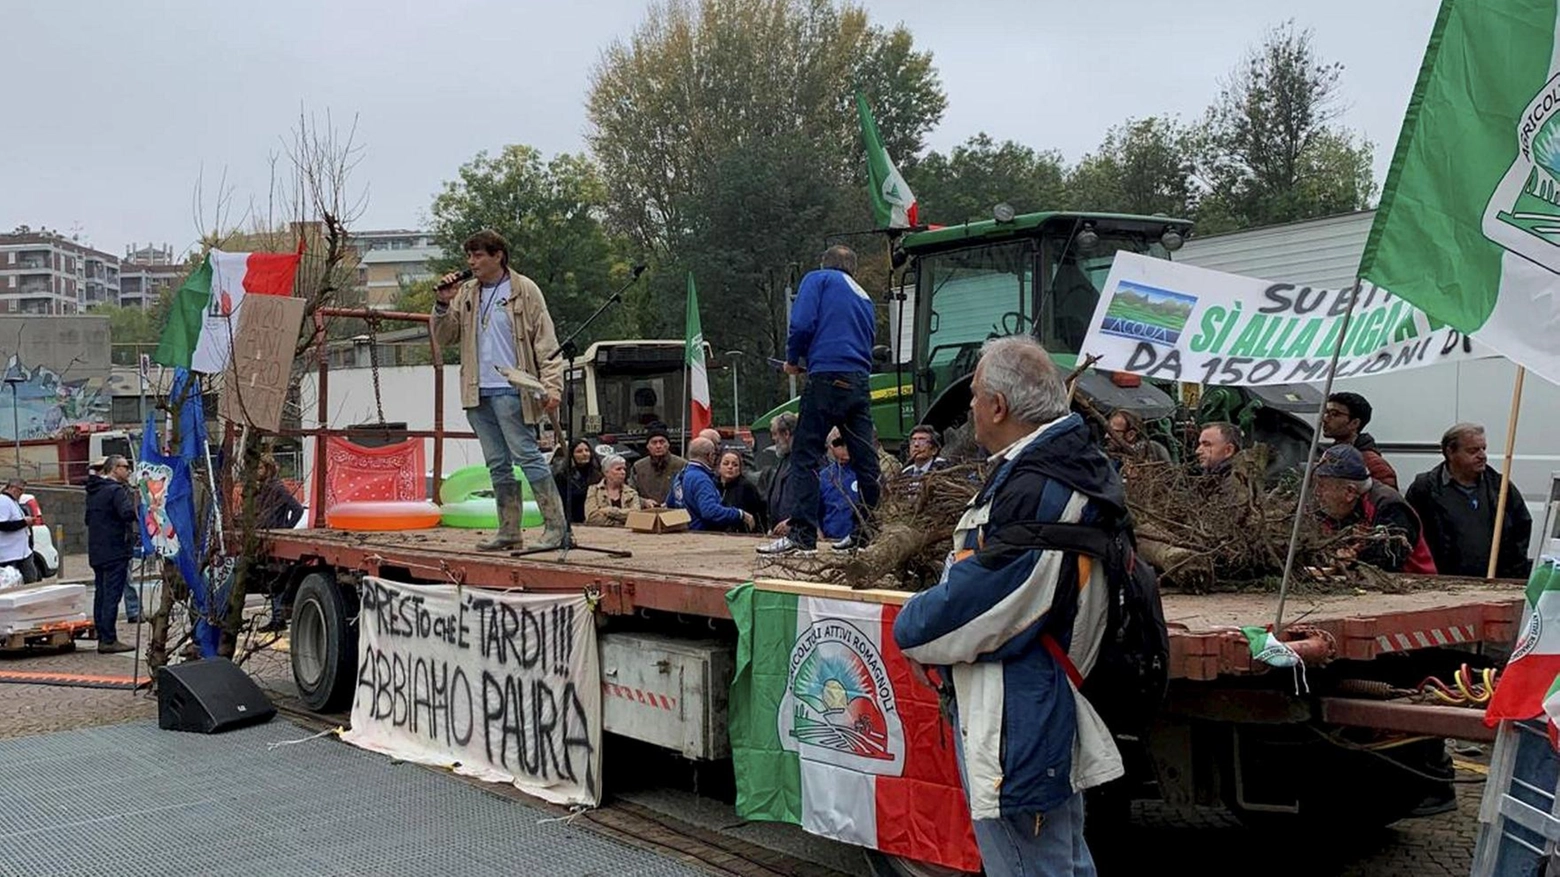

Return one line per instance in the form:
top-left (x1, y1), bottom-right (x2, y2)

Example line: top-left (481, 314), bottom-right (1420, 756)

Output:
top-left (6, 381), bottom-right (20, 480)
top-left (724, 351), bottom-right (744, 432)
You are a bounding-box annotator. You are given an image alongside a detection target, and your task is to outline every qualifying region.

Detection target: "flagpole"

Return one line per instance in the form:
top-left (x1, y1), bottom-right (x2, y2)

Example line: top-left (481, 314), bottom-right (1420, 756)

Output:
top-left (1274, 284), bottom-right (1363, 634)
top-left (1487, 366), bottom-right (1527, 580)
top-left (681, 364), bottom-right (689, 457)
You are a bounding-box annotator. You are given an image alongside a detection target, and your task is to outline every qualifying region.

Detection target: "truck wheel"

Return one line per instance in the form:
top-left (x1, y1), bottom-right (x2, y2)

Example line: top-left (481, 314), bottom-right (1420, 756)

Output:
top-left (291, 571), bottom-right (358, 713)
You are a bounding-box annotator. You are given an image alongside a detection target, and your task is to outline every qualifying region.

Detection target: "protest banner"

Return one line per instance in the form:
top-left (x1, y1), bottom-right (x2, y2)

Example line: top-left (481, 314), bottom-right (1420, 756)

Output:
top-left (341, 577), bottom-right (601, 807)
top-left (1079, 252), bottom-right (1488, 387)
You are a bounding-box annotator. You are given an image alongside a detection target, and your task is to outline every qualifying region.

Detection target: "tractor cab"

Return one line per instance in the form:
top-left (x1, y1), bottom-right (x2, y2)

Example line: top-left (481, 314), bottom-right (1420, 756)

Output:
top-left (895, 209), bottom-right (1319, 469)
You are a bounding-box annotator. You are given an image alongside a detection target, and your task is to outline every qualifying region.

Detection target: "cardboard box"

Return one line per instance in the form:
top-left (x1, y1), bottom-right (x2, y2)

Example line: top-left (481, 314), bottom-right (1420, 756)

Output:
top-left (627, 508), bottom-right (692, 533)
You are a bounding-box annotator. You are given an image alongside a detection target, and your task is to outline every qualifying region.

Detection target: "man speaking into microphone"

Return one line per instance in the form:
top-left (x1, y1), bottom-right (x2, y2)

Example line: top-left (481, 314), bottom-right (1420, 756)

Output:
top-left (433, 230), bottom-right (569, 551)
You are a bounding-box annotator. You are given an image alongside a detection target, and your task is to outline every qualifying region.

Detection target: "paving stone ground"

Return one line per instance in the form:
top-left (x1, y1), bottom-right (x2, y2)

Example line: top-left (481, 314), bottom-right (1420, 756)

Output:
top-left (0, 620), bottom-right (1489, 876)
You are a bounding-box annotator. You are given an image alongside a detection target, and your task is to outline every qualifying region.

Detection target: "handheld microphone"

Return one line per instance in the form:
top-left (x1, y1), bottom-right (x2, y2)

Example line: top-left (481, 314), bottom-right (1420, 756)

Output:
top-left (437, 269), bottom-right (474, 290)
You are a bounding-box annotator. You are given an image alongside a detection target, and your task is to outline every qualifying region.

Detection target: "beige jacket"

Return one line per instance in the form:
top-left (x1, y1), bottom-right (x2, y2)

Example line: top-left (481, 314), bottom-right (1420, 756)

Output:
top-left (432, 268), bottom-right (564, 424)
top-left (584, 482), bottom-right (642, 526)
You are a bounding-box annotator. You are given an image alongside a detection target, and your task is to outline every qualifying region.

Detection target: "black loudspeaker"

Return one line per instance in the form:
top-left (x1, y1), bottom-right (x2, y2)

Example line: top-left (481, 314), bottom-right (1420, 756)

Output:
top-left (157, 657), bottom-right (277, 733)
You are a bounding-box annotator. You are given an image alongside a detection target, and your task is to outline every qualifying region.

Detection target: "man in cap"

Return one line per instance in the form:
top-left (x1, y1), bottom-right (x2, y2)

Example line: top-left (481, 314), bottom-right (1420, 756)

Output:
top-left (630, 423), bottom-right (687, 508)
top-left (1313, 444), bottom-right (1436, 574)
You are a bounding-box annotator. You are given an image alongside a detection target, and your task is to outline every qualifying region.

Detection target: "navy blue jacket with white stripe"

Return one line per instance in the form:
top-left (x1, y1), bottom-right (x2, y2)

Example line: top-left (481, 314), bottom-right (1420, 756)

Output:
top-left (892, 412), bottom-right (1128, 820)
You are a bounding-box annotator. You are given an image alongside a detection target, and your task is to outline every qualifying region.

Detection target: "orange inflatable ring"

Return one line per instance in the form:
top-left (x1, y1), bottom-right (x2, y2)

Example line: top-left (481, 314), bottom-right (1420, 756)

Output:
top-left (327, 500), bottom-right (443, 531)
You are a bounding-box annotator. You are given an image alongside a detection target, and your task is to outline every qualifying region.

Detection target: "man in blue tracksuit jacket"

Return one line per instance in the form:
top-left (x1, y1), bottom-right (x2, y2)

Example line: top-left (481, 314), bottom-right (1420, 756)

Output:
top-left (758, 245), bottom-right (881, 555)
top-left (667, 437), bottom-right (753, 532)
top-left (894, 336), bottom-right (1125, 877)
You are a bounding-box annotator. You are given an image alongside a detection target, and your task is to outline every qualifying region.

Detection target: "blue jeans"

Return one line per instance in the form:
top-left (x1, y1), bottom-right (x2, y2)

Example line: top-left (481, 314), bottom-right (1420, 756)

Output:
top-left (93, 560), bottom-right (129, 644)
top-left (786, 372), bottom-right (880, 548)
top-left (953, 719), bottom-right (1097, 877)
top-left (124, 579), bottom-right (141, 621)
top-left (973, 793), bottom-right (1096, 877)
top-left (466, 392), bottom-right (552, 488)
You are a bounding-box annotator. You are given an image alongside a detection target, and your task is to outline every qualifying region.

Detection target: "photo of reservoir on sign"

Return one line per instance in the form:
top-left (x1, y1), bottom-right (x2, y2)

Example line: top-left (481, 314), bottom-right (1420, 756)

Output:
top-left (1099, 280), bottom-right (1198, 346)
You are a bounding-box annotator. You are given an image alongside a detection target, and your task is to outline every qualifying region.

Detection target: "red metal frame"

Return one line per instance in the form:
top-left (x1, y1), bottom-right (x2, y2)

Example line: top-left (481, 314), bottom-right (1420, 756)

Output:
top-left (262, 532), bottom-right (734, 619)
top-left (307, 307), bottom-right (447, 521)
top-left (1318, 697), bottom-right (1497, 742)
top-left (1160, 596), bottom-right (1520, 681)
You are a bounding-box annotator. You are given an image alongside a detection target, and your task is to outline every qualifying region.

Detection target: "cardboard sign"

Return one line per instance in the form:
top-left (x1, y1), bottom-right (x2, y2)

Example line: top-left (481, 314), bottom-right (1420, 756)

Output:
top-left (627, 508), bottom-right (691, 533)
top-left (220, 295), bottom-right (305, 431)
top-left (342, 577), bottom-right (602, 806)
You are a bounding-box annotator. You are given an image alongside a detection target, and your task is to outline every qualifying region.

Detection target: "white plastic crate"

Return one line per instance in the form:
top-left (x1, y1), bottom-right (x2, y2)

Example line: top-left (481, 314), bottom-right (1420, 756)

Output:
top-left (1472, 719), bottom-right (1560, 876)
top-left (0, 583), bottom-right (88, 635)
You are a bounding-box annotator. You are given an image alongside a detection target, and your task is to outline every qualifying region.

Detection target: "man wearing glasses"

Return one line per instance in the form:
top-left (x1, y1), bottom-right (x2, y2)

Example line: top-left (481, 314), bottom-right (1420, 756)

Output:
top-left (85, 456), bottom-right (137, 653)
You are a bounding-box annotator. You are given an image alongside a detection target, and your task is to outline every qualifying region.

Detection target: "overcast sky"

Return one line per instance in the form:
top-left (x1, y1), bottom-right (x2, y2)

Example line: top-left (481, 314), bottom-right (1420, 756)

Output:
top-left (4, 0), bottom-right (1440, 258)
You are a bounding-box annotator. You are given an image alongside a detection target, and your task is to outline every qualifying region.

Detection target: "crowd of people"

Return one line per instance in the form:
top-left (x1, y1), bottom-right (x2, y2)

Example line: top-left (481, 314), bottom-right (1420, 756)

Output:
top-left (1148, 392), bottom-right (1531, 579)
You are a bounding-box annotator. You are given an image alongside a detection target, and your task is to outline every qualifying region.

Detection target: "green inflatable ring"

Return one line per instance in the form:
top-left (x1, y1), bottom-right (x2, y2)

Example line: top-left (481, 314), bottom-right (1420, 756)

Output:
top-left (439, 464), bottom-right (536, 504)
top-left (439, 497), bottom-right (543, 529)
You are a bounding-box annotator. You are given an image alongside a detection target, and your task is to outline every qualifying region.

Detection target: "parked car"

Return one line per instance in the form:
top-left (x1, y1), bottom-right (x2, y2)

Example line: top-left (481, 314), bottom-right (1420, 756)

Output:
top-left (19, 493), bottom-right (57, 579)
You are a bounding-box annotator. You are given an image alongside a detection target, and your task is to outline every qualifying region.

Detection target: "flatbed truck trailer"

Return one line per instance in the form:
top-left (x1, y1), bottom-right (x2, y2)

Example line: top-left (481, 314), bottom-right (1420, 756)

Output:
top-left (263, 524), bottom-right (1524, 833)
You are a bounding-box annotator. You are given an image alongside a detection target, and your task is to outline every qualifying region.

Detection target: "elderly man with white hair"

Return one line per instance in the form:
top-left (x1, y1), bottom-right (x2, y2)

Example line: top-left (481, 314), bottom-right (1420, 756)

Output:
top-left (893, 335), bottom-right (1128, 877)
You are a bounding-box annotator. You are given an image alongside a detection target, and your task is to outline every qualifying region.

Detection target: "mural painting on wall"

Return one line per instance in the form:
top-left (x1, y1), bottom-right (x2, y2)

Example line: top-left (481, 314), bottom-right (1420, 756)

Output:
top-left (0, 354), bottom-right (109, 442)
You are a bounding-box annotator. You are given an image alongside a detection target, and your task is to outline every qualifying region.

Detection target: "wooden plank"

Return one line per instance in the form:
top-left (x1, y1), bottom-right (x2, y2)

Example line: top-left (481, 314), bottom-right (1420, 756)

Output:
top-left (752, 578), bottom-right (911, 606)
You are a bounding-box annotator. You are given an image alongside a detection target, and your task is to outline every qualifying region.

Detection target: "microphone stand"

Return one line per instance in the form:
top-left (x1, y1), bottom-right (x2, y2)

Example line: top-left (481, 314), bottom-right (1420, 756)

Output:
top-left (513, 269), bottom-right (645, 561)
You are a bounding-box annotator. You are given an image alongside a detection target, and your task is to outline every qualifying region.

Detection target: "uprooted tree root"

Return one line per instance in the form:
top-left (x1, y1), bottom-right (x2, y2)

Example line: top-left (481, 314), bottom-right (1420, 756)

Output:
top-left (759, 464), bottom-right (985, 590)
top-left (760, 446), bottom-right (1413, 594)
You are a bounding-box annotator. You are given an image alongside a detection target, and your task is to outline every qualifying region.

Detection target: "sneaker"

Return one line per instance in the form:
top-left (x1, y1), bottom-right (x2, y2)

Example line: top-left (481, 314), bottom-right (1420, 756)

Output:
top-left (756, 536), bottom-right (816, 557)
top-left (830, 535), bottom-right (858, 551)
top-left (1406, 792), bottom-right (1458, 818)
top-left (97, 641), bottom-right (135, 654)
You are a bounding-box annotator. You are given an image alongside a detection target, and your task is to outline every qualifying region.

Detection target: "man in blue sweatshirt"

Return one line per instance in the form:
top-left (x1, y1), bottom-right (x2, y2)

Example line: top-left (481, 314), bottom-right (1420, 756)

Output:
top-left (758, 245), bottom-right (881, 555)
top-left (668, 437), bottom-right (753, 532)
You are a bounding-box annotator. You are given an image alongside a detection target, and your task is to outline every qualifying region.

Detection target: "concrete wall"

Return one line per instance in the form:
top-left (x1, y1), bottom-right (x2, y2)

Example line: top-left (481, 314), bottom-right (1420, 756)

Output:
top-left (1, 315), bottom-right (111, 379)
top-left (28, 484), bottom-right (87, 554)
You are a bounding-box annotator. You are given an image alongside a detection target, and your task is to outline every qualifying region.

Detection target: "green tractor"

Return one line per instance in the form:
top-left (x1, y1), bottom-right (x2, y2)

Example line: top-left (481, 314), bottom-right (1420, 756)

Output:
top-left (753, 209), bottom-right (1320, 471)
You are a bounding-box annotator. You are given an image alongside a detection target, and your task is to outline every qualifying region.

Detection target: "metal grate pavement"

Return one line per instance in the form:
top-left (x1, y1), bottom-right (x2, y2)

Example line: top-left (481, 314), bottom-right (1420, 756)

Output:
top-left (0, 719), bottom-right (707, 877)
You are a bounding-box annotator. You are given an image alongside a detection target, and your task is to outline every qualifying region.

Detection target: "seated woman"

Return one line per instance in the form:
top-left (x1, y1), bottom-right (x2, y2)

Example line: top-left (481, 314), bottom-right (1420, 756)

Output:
top-left (716, 449), bottom-right (766, 533)
top-left (584, 454), bottom-right (642, 527)
top-left (555, 438), bottom-right (603, 524)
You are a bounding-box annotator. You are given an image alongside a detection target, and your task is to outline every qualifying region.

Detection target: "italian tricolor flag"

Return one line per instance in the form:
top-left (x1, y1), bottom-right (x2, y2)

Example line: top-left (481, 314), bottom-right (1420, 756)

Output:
top-left (686, 274), bottom-right (711, 436)
top-left (727, 583), bottom-right (980, 872)
top-left (1360, 0), bottom-right (1560, 386)
top-left (1486, 560), bottom-right (1560, 741)
top-left (154, 247), bottom-right (302, 373)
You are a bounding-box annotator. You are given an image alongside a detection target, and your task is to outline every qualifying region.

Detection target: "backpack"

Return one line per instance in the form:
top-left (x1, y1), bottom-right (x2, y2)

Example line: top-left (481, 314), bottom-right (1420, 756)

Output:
top-left (988, 515), bottom-right (1170, 737)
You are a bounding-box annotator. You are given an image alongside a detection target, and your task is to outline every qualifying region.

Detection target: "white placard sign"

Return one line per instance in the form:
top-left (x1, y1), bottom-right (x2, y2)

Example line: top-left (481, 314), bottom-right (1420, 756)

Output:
top-left (342, 577), bottom-right (601, 806)
top-left (1079, 252), bottom-right (1490, 386)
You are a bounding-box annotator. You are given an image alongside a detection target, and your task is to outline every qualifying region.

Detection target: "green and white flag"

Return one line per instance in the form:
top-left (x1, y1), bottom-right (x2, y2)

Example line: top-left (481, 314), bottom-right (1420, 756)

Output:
top-left (1360, 0), bottom-right (1560, 384)
top-left (854, 93), bottom-right (919, 229)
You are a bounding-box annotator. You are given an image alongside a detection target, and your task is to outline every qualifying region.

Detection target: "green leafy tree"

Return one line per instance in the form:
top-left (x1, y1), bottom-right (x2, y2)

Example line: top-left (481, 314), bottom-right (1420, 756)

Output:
top-left (586, 0), bottom-right (944, 415)
top-left (909, 133), bottom-right (1068, 224)
top-left (428, 145), bottom-right (631, 342)
top-left (90, 302), bottom-right (162, 365)
top-left (1068, 117), bottom-right (1196, 218)
top-left (1193, 21), bottom-right (1376, 233)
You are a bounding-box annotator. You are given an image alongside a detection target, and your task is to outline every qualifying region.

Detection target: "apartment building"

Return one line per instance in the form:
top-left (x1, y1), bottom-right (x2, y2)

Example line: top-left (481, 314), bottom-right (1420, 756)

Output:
top-left (0, 232), bottom-right (122, 315)
top-left (350, 228), bottom-right (439, 309)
